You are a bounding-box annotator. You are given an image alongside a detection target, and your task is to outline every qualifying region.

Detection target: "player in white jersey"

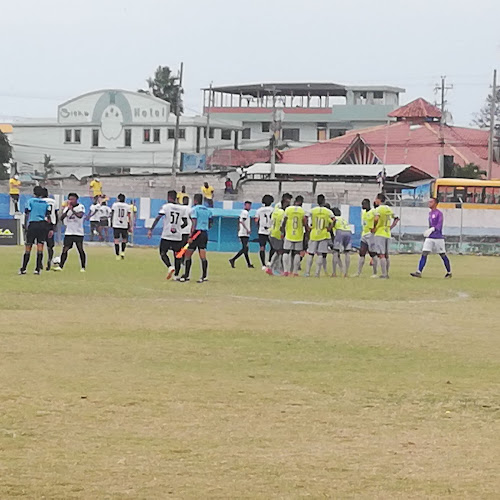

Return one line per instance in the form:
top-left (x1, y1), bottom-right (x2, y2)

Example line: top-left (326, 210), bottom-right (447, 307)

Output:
top-left (98, 201), bottom-right (112, 242)
top-left (41, 188), bottom-right (58, 271)
top-left (180, 195), bottom-right (192, 263)
top-left (111, 194), bottom-right (132, 260)
top-left (56, 192), bottom-right (86, 272)
top-left (229, 201), bottom-right (254, 268)
top-left (254, 194), bottom-right (274, 270)
top-left (88, 196), bottom-right (102, 241)
top-left (148, 190), bottom-right (189, 280)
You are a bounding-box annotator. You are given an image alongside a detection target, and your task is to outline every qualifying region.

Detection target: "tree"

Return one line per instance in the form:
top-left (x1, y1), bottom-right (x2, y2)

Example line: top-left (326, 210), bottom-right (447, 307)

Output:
top-left (40, 154), bottom-right (59, 183)
top-left (0, 131), bottom-right (12, 180)
top-left (471, 88), bottom-right (500, 128)
top-left (451, 162), bottom-right (486, 179)
top-left (139, 65), bottom-right (183, 115)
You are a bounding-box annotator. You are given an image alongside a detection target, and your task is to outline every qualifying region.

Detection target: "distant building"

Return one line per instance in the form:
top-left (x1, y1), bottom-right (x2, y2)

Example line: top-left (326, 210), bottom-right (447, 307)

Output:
top-left (280, 98), bottom-right (500, 178)
top-left (11, 89), bottom-right (242, 177)
top-left (202, 82), bottom-right (405, 149)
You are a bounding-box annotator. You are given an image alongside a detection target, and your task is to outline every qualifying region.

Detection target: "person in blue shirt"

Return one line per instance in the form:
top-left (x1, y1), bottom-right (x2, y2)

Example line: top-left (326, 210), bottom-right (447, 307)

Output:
top-left (19, 186), bottom-right (51, 275)
top-left (180, 193), bottom-right (213, 283)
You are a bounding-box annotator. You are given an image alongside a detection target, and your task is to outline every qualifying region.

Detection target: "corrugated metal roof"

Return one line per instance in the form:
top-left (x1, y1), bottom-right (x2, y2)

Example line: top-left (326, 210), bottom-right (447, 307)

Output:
top-left (245, 163), bottom-right (426, 178)
top-left (388, 98), bottom-right (442, 119)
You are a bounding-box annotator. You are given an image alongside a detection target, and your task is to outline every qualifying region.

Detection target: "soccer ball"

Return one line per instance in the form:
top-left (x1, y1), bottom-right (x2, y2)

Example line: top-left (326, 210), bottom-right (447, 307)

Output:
top-left (52, 256), bottom-right (61, 266)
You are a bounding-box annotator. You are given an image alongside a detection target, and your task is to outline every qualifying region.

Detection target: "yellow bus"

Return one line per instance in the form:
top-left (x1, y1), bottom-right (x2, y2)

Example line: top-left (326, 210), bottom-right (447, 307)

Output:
top-left (431, 178), bottom-right (500, 209)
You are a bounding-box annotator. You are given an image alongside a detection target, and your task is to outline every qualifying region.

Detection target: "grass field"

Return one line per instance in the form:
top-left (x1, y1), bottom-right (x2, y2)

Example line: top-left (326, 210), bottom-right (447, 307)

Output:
top-left (1, 245), bottom-right (499, 499)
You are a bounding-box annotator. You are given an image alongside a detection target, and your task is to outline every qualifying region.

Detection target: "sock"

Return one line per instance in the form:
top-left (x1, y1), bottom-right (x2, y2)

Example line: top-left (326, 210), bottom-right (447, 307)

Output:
top-left (201, 259), bottom-right (208, 279)
top-left (47, 248), bottom-right (54, 268)
top-left (292, 253), bottom-right (301, 274)
top-left (161, 253), bottom-right (171, 268)
top-left (334, 253), bottom-right (343, 275)
top-left (322, 254), bottom-right (327, 273)
top-left (78, 248), bottom-right (86, 269)
top-left (174, 258), bottom-right (182, 276)
top-left (283, 253), bottom-right (291, 273)
top-left (386, 256), bottom-right (390, 274)
top-left (244, 251), bottom-right (251, 266)
top-left (114, 244), bottom-right (120, 256)
top-left (315, 255), bottom-right (323, 276)
top-left (36, 251), bottom-right (43, 271)
top-left (21, 251), bottom-right (30, 271)
top-left (418, 254), bottom-right (427, 272)
top-left (232, 249), bottom-right (243, 261)
top-left (372, 256), bottom-right (378, 275)
top-left (259, 250), bottom-right (266, 267)
top-left (60, 251), bottom-right (68, 269)
top-left (441, 254), bottom-right (451, 273)
top-left (269, 248), bottom-right (275, 263)
top-left (344, 254), bottom-right (350, 275)
top-left (184, 259), bottom-right (192, 278)
top-left (269, 252), bottom-right (280, 272)
top-left (357, 256), bottom-right (365, 275)
top-left (121, 242), bottom-right (127, 253)
top-left (305, 254), bottom-right (314, 275)
top-left (332, 254), bottom-right (337, 275)
top-left (380, 258), bottom-right (387, 277)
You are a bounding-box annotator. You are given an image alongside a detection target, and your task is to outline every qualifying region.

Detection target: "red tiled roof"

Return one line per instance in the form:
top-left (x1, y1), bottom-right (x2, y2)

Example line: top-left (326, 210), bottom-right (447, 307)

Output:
top-left (208, 149), bottom-right (271, 167)
top-left (388, 98), bottom-right (442, 119)
top-left (280, 121), bottom-right (500, 178)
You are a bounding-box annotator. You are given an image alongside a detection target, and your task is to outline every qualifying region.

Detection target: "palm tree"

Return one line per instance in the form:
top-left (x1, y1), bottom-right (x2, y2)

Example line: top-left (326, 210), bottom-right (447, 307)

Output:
top-left (139, 65), bottom-right (183, 116)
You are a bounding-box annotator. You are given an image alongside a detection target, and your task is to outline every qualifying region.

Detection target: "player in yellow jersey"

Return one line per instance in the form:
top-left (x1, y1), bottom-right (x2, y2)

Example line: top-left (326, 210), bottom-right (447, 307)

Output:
top-left (304, 194), bottom-right (333, 277)
top-left (354, 198), bottom-right (378, 277)
top-left (372, 193), bottom-right (399, 279)
top-left (331, 207), bottom-right (353, 277)
top-left (281, 195), bottom-right (309, 276)
top-left (266, 194), bottom-right (292, 276)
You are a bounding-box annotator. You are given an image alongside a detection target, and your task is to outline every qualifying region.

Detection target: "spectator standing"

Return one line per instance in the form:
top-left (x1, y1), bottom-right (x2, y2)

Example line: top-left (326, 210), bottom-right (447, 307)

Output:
top-left (224, 177), bottom-right (234, 194)
top-left (89, 176), bottom-right (103, 198)
top-left (201, 181), bottom-right (214, 207)
top-left (9, 174), bottom-right (21, 213)
top-left (177, 185), bottom-right (189, 204)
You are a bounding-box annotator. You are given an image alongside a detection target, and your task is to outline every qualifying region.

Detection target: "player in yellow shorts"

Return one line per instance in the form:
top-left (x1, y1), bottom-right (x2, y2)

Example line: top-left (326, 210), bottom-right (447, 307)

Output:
top-left (304, 194), bottom-right (333, 277)
top-left (281, 195), bottom-right (309, 276)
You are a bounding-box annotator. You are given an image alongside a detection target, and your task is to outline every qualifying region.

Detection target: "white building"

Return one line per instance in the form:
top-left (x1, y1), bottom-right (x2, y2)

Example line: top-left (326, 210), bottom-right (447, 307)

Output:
top-left (12, 89), bottom-right (242, 176)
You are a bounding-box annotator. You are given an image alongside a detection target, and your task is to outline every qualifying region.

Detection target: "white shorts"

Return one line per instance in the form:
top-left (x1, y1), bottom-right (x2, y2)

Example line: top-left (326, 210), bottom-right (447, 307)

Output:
top-left (422, 238), bottom-right (446, 254)
top-left (374, 235), bottom-right (390, 256)
top-left (307, 239), bottom-right (330, 254)
top-left (283, 239), bottom-right (303, 252)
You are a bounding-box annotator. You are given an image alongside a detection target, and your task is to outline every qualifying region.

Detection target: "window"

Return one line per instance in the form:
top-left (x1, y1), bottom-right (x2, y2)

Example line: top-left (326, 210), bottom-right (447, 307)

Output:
top-left (221, 129), bottom-right (232, 140)
top-left (153, 128), bottom-right (161, 143)
top-left (374, 91), bottom-right (384, 99)
top-left (359, 91), bottom-right (367, 99)
top-left (143, 128), bottom-right (151, 142)
top-left (92, 129), bottom-right (99, 147)
top-left (329, 129), bottom-right (345, 139)
top-left (484, 187), bottom-right (500, 204)
top-left (242, 128), bottom-right (251, 140)
top-left (466, 186), bottom-right (484, 204)
top-left (437, 186), bottom-right (455, 203)
top-left (282, 128), bottom-right (300, 141)
top-left (209, 127), bottom-right (215, 139)
top-left (168, 128), bottom-right (186, 139)
top-left (124, 129), bottom-right (132, 147)
top-left (64, 129), bottom-right (72, 143)
top-left (74, 129), bottom-right (81, 143)
top-left (261, 122), bottom-right (271, 133)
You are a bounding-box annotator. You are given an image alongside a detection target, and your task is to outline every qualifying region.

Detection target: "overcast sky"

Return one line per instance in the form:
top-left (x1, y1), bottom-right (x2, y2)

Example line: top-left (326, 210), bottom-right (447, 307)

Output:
top-left (2, 0), bottom-right (500, 126)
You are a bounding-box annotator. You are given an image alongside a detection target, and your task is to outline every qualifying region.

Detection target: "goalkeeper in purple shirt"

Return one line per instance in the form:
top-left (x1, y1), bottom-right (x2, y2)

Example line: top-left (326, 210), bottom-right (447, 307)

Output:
top-left (411, 197), bottom-right (452, 278)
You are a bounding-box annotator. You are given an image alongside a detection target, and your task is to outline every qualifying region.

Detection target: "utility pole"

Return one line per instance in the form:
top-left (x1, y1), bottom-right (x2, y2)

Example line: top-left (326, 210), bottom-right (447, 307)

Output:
top-left (269, 86), bottom-right (279, 180)
top-left (434, 76), bottom-right (453, 123)
top-left (171, 62), bottom-right (184, 189)
top-left (487, 69), bottom-right (497, 179)
top-left (204, 82), bottom-right (213, 168)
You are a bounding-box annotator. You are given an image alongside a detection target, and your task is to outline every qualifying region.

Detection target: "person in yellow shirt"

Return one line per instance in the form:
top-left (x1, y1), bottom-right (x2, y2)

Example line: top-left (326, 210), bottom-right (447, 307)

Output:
top-left (282, 195), bottom-right (309, 276)
top-left (266, 194), bottom-right (292, 276)
top-left (354, 198), bottom-right (378, 277)
top-left (177, 185), bottom-right (189, 204)
top-left (372, 193), bottom-right (399, 279)
top-left (89, 177), bottom-right (103, 198)
top-left (304, 194), bottom-right (333, 278)
top-left (201, 182), bottom-right (214, 207)
top-left (332, 207), bottom-right (352, 278)
top-left (9, 174), bottom-right (21, 212)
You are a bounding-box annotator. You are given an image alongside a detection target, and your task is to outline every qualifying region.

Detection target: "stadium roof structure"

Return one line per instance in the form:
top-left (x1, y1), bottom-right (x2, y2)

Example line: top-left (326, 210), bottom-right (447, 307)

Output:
top-left (245, 163), bottom-right (431, 184)
top-left (204, 82), bottom-right (405, 97)
top-left (280, 99), bottom-right (500, 178)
